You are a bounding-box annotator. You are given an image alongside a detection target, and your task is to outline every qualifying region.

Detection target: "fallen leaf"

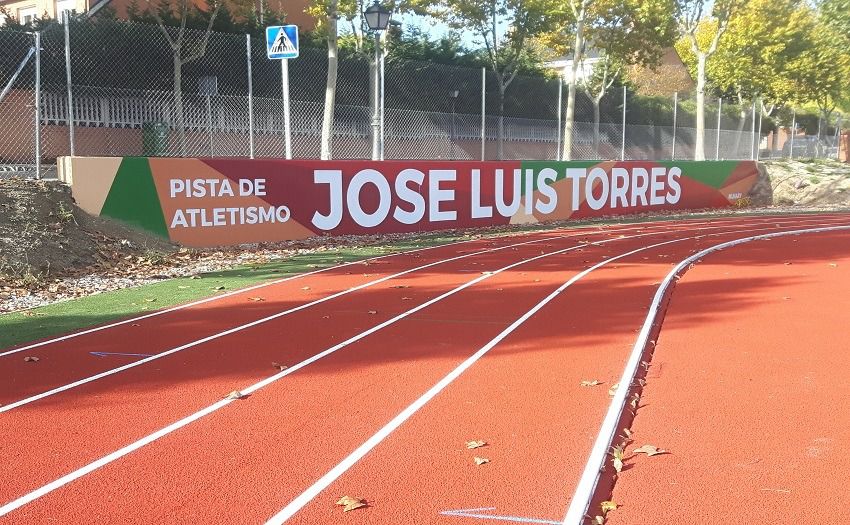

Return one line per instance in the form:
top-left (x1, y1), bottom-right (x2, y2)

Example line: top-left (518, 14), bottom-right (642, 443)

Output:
top-left (594, 516), bottom-right (605, 525)
top-left (473, 456), bottom-right (490, 465)
top-left (402, 297), bottom-right (412, 301)
top-left (213, 286), bottom-right (225, 291)
top-left (335, 496), bottom-right (367, 512)
top-left (581, 380), bottom-right (601, 387)
top-left (391, 285), bottom-right (411, 289)
top-left (225, 390), bottom-right (246, 400)
top-left (600, 501), bottom-right (618, 514)
top-left (613, 456), bottom-right (623, 473)
top-left (190, 275), bottom-right (201, 279)
top-left (248, 297), bottom-right (265, 302)
top-left (24, 356), bottom-right (39, 362)
top-left (367, 310), bottom-right (378, 315)
top-left (144, 298), bottom-right (157, 303)
top-left (272, 362), bottom-right (287, 371)
top-left (131, 323), bottom-right (140, 327)
top-left (829, 263), bottom-right (838, 267)
top-left (466, 440), bottom-right (487, 449)
top-left (178, 285), bottom-right (190, 289)
top-left (623, 428), bottom-right (632, 439)
top-left (302, 286), bottom-right (311, 290)
top-left (632, 444), bottom-right (667, 457)
top-left (608, 383), bottom-right (620, 396)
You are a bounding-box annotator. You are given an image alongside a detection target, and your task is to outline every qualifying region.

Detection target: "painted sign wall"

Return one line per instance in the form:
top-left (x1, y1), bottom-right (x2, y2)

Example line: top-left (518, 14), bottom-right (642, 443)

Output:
top-left (60, 157), bottom-right (760, 247)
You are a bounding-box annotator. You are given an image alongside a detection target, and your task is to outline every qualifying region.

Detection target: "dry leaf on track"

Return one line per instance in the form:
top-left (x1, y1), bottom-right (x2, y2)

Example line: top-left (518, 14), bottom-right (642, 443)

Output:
top-left (600, 501), bottom-right (618, 514)
top-left (466, 440), bottom-right (487, 449)
top-left (367, 310), bottom-right (378, 315)
top-left (632, 444), bottom-right (667, 457)
top-left (225, 390), bottom-right (246, 400)
top-left (473, 457), bottom-right (490, 465)
top-left (302, 286), bottom-right (311, 290)
top-left (272, 362), bottom-right (287, 371)
top-left (608, 383), bottom-right (620, 396)
top-left (335, 496), bottom-right (367, 512)
top-left (581, 380), bottom-right (601, 387)
top-left (23, 356), bottom-right (39, 362)
top-left (248, 297), bottom-right (265, 302)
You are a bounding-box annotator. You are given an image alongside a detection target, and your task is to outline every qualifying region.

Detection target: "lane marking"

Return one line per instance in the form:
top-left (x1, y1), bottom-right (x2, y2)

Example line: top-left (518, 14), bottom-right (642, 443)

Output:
top-left (0, 213), bottom-right (806, 358)
top-left (0, 230), bottom-right (591, 413)
top-left (261, 236), bottom-right (693, 525)
top-left (0, 236), bottom-right (496, 357)
top-left (89, 352), bottom-right (153, 359)
top-left (561, 223), bottom-right (850, 525)
top-left (3, 216), bottom-right (755, 413)
top-left (0, 228), bottom-right (676, 517)
top-left (265, 218), bottom-right (850, 524)
top-left (441, 507), bottom-right (561, 524)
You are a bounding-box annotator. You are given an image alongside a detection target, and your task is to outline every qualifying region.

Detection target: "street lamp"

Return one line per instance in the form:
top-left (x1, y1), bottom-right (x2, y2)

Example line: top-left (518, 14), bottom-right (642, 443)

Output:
top-left (448, 90), bottom-right (459, 159)
top-left (364, 1), bottom-right (391, 161)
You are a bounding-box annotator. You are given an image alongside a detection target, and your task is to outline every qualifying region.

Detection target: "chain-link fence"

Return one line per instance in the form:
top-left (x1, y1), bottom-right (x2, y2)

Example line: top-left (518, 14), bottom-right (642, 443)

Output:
top-left (1, 18), bottom-right (845, 178)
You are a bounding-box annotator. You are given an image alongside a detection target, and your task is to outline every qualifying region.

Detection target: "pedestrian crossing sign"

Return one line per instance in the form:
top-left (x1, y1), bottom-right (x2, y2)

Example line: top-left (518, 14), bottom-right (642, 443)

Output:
top-left (266, 25), bottom-right (299, 59)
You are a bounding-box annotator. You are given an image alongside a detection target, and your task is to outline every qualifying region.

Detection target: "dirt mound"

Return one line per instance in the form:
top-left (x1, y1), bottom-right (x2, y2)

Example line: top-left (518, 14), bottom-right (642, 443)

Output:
top-left (0, 178), bottom-right (176, 286)
top-left (764, 159), bottom-right (850, 207)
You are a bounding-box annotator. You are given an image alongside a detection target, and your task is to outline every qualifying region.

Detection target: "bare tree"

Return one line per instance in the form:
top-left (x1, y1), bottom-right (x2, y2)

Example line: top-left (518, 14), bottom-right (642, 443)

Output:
top-left (148, 0), bottom-right (221, 156)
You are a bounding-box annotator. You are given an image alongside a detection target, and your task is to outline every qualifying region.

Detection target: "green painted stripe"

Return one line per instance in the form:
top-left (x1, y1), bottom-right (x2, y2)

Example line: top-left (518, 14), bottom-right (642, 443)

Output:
top-left (100, 157), bottom-right (169, 238)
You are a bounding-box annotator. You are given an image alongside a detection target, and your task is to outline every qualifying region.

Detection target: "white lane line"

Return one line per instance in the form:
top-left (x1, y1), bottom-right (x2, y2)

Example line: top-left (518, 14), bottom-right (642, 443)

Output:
top-left (561, 222), bottom-right (850, 525)
top-left (0, 237), bottom-right (479, 357)
top-left (0, 216), bottom-right (831, 413)
top-left (261, 235), bottom-right (696, 525)
top-left (0, 230), bottom-right (588, 412)
top-left (0, 213), bottom-right (804, 358)
top-left (0, 228), bottom-right (672, 518)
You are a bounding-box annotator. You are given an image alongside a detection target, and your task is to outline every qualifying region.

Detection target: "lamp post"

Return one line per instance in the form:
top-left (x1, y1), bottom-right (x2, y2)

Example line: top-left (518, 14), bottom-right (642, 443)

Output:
top-left (449, 90), bottom-right (459, 159)
top-left (364, 1), bottom-right (391, 161)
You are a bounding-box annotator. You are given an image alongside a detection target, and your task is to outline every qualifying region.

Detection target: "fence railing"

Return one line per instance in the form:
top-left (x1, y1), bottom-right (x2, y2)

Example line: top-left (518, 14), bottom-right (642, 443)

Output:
top-left (0, 20), bottom-right (844, 178)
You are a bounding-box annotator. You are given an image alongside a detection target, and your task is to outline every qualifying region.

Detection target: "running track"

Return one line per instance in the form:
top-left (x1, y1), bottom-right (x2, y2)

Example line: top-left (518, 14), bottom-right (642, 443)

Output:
top-left (1, 213), bottom-right (848, 524)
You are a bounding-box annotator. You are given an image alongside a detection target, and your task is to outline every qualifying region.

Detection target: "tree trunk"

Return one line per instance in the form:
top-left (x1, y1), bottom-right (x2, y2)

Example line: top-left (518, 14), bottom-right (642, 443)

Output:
top-left (694, 53), bottom-right (706, 161)
top-left (562, 2), bottom-right (585, 161)
top-left (498, 81), bottom-right (505, 160)
top-left (592, 98), bottom-right (600, 158)
top-left (320, 4), bottom-right (338, 161)
top-left (174, 55), bottom-right (185, 157)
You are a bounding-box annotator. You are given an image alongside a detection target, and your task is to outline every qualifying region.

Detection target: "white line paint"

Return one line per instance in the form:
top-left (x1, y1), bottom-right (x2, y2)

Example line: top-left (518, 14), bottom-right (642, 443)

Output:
top-left (0, 231), bottom-right (586, 412)
top-left (0, 238), bottom-right (477, 357)
top-left (0, 218), bottom-right (838, 518)
top-left (262, 236), bottom-right (695, 525)
top-left (561, 223), bottom-right (850, 525)
top-left (0, 228), bottom-right (673, 517)
top-left (0, 213), bottom-right (805, 358)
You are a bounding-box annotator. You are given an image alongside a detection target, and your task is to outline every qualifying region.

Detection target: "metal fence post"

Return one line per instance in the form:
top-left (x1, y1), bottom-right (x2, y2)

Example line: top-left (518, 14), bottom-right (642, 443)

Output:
top-left (750, 99), bottom-right (756, 160)
top-left (556, 75), bottom-right (562, 161)
top-left (671, 91), bottom-right (677, 160)
top-left (246, 34), bottom-right (254, 159)
top-left (480, 67), bottom-right (486, 161)
top-left (64, 12), bottom-right (75, 156)
top-left (380, 50), bottom-right (385, 161)
top-left (715, 98), bottom-right (722, 160)
top-left (755, 99), bottom-right (762, 161)
top-left (281, 59), bottom-right (291, 159)
top-left (34, 31), bottom-right (42, 179)
top-left (620, 85), bottom-right (626, 161)
top-left (837, 117), bottom-right (843, 161)
top-left (790, 111), bottom-right (796, 160)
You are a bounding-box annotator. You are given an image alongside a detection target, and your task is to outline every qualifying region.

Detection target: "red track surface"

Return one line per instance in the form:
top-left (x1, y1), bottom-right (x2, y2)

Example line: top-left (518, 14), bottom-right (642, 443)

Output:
top-left (1, 213), bottom-right (848, 525)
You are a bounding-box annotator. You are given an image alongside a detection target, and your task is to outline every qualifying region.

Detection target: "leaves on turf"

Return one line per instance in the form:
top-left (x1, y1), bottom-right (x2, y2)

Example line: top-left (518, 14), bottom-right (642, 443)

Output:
top-left (225, 390), bottom-right (246, 400)
top-left (24, 356), bottom-right (39, 362)
top-left (336, 496), bottom-right (367, 512)
top-left (466, 440), bottom-right (487, 449)
top-left (473, 456), bottom-right (490, 465)
top-left (213, 285), bottom-right (225, 290)
top-left (178, 285), bottom-right (190, 289)
top-left (144, 298), bottom-right (157, 303)
top-left (632, 444), bottom-right (667, 457)
top-left (581, 380), bottom-right (602, 387)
